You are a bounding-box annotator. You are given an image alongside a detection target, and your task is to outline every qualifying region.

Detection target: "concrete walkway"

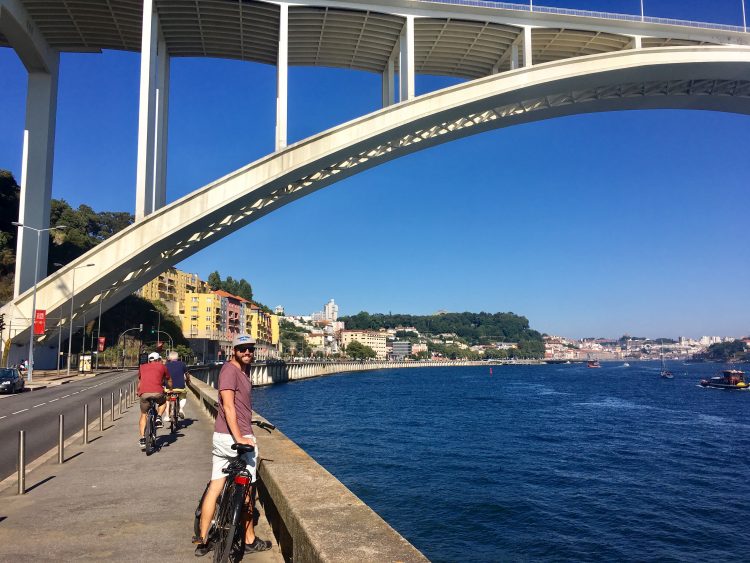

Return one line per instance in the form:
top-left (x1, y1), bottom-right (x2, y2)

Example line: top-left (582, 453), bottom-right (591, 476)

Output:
top-left (0, 392), bottom-right (283, 562)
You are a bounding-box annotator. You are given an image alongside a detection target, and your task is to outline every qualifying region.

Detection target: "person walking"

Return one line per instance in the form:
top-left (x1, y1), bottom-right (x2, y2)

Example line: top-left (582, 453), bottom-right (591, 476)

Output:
top-left (194, 334), bottom-right (271, 556)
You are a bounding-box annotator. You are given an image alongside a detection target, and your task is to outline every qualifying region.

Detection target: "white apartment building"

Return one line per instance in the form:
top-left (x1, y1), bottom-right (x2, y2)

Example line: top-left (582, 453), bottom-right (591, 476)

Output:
top-left (340, 330), bottom-right (388, 360)
top-left (324, 299), bottom-right (338, 322)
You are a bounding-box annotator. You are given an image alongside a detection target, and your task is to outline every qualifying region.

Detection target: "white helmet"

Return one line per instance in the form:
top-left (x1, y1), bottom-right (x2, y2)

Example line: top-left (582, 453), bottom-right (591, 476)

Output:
top-left (148, 352), bottom-right (161, 362)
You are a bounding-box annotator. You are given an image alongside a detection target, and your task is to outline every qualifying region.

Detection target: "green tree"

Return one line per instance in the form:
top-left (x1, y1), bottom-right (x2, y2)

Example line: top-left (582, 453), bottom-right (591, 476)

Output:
top-left (345, 340), bottom-right (376, 359)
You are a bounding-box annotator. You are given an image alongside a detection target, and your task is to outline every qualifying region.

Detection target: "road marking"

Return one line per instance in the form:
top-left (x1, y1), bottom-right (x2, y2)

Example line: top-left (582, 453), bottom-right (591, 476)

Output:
top-left (0, 415), bottom-right (6, 420)
top-left (72, 391), bottom-right (80, 395)
top-left (49, 398), bottom-right (59, 402)
top-left (12, 409), bottom-right (29, 415)
top-left (32, 403), bottom-right (46, 408)
top-left (61, 394), bottom-right (70, 398)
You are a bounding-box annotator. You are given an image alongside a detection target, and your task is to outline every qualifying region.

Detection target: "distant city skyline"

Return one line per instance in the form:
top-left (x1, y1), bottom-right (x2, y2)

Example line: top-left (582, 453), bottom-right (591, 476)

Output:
top-left (1, 0), bottom-right (749, 340)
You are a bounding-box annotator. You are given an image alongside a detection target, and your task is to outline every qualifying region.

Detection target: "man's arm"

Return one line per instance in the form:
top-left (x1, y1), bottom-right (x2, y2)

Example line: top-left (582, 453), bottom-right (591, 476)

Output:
top-left (220, 389), bottom-right (254, 446)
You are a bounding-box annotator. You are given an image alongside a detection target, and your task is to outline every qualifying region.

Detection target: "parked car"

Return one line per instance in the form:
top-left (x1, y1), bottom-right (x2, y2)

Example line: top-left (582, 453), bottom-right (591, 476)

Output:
top-left (0, 368), bottom-right (25, 394)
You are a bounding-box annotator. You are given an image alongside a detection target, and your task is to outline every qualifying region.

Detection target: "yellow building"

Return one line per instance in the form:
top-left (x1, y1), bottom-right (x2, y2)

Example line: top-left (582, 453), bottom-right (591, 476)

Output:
top-left (340, 330), bottom-right (388, 360)
top-left (138, 268), bottom-right (207, 316)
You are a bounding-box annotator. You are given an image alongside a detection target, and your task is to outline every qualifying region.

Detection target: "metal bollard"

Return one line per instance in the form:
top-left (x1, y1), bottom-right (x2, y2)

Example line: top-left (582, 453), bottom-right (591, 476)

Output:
top-left (119, 388), bottom-right (123, 414)
top-left (58, 414), bottom-right (65, 464)
top-left (99, 397), bottom-right (104, 431)
top-left (83, 404), bottom-right (89, 445)
top-left (111, 392), bottom-right (115, 421)
top-left (17, 430), bottom-right (26, 495)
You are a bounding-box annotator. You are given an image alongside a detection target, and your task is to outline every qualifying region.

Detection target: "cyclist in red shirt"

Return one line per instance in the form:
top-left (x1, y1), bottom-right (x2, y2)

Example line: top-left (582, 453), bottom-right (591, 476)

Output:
top-left (137, 352), bottom-right (172, 449)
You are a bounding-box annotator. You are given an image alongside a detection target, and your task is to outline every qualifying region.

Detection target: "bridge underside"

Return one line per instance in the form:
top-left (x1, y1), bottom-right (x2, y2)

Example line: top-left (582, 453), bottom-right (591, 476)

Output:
top-left (3, 46), bottom-right (750, 346)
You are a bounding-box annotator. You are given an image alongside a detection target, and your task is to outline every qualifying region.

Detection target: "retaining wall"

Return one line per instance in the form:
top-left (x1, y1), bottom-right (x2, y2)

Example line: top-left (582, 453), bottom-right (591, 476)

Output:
top-left (188, 376), bottom-right (428, 562)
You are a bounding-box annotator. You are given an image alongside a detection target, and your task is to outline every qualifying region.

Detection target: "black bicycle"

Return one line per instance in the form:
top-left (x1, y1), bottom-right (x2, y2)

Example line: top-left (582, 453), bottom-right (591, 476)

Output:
top-left (143, 398), bottom-right (159, 455)
top-left (194, 420), bottom-right (276, 562)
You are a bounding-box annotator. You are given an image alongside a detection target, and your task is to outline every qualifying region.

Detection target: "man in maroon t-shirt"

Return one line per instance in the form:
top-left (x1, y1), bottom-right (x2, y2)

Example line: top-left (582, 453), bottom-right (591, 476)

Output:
top-left (136, 352), bottom-right (172, 449)
top-left (194, 334), bottom-right (271, 556)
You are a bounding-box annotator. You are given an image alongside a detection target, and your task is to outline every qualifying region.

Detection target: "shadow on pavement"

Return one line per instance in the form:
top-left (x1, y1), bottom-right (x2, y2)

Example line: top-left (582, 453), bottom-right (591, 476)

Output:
top-left (25, 475), bottom-right (56, 493)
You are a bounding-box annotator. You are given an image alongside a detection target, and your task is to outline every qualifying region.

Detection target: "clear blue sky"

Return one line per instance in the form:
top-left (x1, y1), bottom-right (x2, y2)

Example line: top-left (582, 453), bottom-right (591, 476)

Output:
top-left (1, 0), bottom-right (748, 340)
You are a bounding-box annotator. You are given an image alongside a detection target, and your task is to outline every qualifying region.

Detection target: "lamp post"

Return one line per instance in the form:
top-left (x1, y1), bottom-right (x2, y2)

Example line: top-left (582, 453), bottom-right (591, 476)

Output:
top-left (66, 263), bottom-right (96, 376)
top-left (11, 222), bottom-right (67, 383)
top-left (150, 308), bottom-right (161, 350)
top-left (640, 0), bottom-right (644, 21)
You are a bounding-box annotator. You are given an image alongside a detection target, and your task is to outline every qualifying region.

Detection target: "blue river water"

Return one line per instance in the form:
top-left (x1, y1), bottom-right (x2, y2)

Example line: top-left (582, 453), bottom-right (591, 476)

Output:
top-left (253, 362), bottom-right (749, 562)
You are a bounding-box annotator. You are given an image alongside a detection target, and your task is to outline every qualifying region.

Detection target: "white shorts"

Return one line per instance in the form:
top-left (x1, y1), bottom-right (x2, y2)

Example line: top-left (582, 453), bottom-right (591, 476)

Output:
top-left (211, 432), bottom-right (257, 482)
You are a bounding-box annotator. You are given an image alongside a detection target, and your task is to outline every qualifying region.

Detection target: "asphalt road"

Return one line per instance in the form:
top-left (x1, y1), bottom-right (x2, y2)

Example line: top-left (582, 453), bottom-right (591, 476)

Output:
top-left (0, 370), bottom-right (138, 482)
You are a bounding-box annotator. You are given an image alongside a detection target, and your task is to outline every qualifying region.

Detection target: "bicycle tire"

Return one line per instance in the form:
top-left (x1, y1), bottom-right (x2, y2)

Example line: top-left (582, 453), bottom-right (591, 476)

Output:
top-left (145, 409), bottom-right (155, 454)
top-left (213, 485), bottom-right (244, 563)
top-left (170, 401), bottom-right (177, 434)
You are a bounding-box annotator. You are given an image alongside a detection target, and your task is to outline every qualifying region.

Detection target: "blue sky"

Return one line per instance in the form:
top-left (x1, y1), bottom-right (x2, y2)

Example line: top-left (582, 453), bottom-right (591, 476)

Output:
top-left (1, 0), bottom-right (749, 339)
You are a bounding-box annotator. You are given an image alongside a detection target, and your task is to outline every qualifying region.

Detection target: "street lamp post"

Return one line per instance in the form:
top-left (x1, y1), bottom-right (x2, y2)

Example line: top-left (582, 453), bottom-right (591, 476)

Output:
top-left (150, 308), bottom-right (161, 350)
top-left (66, 263), bottom-right (96, 376)
top-left (11, 222), bottom-right (66, 383)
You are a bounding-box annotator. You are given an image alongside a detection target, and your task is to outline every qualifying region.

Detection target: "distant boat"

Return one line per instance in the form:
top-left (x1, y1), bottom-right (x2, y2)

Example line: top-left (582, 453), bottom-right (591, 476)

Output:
top-left (700, 369), bottom-right (749, 390)
top-left (660, 342), bottom-right (673, 379)
top-left (623, 362), bottom-right (630, 367)
top-left (587, 360), bottom-right (601, 369)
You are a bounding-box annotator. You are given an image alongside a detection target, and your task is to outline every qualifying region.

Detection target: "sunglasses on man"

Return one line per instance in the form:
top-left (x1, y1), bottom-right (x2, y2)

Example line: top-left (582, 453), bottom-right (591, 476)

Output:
top-left (236, 346), bottom-right (255, 353)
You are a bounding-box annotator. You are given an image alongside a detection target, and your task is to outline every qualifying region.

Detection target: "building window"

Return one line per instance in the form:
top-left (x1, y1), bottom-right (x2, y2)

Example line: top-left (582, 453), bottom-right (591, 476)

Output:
top-left (191, 306), bottom-right (198, 312)
top-left (191, 297), bottom-right (198, 303)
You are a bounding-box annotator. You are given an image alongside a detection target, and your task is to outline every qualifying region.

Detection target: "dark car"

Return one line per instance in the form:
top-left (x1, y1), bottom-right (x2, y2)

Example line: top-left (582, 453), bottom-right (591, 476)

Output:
top-left (0, 368), bottom-right (25, 394)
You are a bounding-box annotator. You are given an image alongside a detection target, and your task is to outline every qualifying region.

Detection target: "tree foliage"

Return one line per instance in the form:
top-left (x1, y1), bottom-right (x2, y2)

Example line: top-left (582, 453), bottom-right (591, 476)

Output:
top-left (339, 311), bottom-right (544, 350)
top-left (345, 340), bottom-right (376, 359)
top-left (206, 270), bottom-right (253, 302)
top-left (703, 340), bottom-right (748, 362)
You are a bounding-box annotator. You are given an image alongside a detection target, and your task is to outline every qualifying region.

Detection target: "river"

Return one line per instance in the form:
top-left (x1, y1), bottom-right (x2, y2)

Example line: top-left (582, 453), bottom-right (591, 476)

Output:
top-left (254, 361), bottom-right (749, 562)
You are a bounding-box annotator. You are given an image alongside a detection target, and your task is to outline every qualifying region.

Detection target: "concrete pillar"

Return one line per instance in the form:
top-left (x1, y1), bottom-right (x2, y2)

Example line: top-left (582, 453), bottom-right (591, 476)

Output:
top-left (522, 26), bottom-right (533, 67)
top-left (382, 57), bottom-right (395, 107)
top-left (511, 44), bottom-right (519, 69)
top-left (276, 3), bottom-right (288, 151)
top-left (153, 35), bottom-right (170, 210)
top-left (135, 0), bottom-right (159, 221)
top-left (399, 16), bottom-right (415, 101)
top-left (14, 60), bottom-right (59, 296)
top-left (630, 35), bottom-right (642, 49)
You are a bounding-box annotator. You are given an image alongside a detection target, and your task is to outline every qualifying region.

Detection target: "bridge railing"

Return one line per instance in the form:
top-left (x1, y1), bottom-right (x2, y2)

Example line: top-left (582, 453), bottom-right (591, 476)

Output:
top-left (416, 0), bottom-right (748, 33)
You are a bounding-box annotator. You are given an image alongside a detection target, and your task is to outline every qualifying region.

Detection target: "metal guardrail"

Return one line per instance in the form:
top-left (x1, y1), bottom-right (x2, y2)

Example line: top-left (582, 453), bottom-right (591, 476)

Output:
top-left (415, 0), bottom-right (748, 33)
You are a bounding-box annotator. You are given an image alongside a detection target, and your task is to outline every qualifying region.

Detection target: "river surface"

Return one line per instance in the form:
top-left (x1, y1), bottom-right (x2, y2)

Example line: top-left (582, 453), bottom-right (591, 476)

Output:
top-left (253, 362), bottom-right (749, 562)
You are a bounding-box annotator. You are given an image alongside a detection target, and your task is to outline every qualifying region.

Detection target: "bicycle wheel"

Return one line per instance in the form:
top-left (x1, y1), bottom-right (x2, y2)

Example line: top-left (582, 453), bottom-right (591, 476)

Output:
top-left (213, 485), bottom-right (244, 563)
top-left (145, 410), bottom-right (155, 455)
top-left (170, 401), bottom-right (177, 434)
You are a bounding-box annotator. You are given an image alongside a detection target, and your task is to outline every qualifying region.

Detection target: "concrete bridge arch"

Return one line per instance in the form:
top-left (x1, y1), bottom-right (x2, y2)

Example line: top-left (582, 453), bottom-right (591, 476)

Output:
top-left (2, 45), bottom-right (750, 353)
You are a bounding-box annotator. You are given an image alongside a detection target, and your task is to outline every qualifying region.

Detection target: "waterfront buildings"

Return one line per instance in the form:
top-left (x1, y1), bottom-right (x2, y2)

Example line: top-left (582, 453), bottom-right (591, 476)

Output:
top-left (340, 330), bottom-right (388, 360)
top-left (139, 268), bottom-right (279, 361)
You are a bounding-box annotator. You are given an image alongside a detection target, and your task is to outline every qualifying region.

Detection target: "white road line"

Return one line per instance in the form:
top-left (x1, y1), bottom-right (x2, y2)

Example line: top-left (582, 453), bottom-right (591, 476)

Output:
top-left (49, 398), bottom-right (59, 402)
top-left (32, 403), bottom-right (46, 408)
top-left (61, 394), bottom-right (70, 398)
top-left (0, 415), bottom-right (6, 420)
top-left (72, 391), bottom-right (80, 395)
top-left (12, 408), bottom-right (29, 415)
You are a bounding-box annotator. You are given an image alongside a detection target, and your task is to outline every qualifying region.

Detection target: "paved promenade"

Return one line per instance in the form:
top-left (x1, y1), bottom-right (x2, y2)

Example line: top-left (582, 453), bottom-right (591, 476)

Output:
top-left (0, 390), bottom-right (283, 562)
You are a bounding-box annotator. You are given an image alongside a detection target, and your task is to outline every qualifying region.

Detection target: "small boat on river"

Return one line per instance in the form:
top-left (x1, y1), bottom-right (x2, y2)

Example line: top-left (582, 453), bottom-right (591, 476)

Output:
top-left (587, 360), bottom-right (601, 368)
top-left (699, 370), bottom-right (749, 390)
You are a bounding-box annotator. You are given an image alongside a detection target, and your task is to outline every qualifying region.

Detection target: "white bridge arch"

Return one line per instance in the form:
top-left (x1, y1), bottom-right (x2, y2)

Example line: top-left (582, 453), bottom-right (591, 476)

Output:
top-left (3, 45), bottom-right (750, 346)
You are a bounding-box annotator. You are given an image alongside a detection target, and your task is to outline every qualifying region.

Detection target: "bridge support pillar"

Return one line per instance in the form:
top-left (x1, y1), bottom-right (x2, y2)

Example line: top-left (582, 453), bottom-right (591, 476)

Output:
top-left (523, 26), bottom-right (533, 67)
top-left (630, 35), bottom-right (642, 49)
top-left (399, 16), bottom-right (415, 101)
top-left (276, 3), bottom-right (288, 151)
top-left (2, 0), bottom-right (60, 297)
top-left (135, 0), bottom-right (170, 221)
top-left (382, 57), bottom-right (395, 107)
top-left (13, 63), bottom-right (60, 297)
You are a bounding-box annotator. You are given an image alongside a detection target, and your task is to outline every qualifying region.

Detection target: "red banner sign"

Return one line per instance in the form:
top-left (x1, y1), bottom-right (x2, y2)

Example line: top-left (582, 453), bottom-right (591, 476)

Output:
top-left (97, 337), bottom-right (106, 352)
top-left (33, 310), bottom-right (46, 335)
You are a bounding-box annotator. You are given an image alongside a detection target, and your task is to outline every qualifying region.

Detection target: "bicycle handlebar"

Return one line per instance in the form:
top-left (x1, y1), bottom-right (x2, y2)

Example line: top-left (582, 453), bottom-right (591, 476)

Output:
top-left (231, 443), bottom-right (255, 453)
